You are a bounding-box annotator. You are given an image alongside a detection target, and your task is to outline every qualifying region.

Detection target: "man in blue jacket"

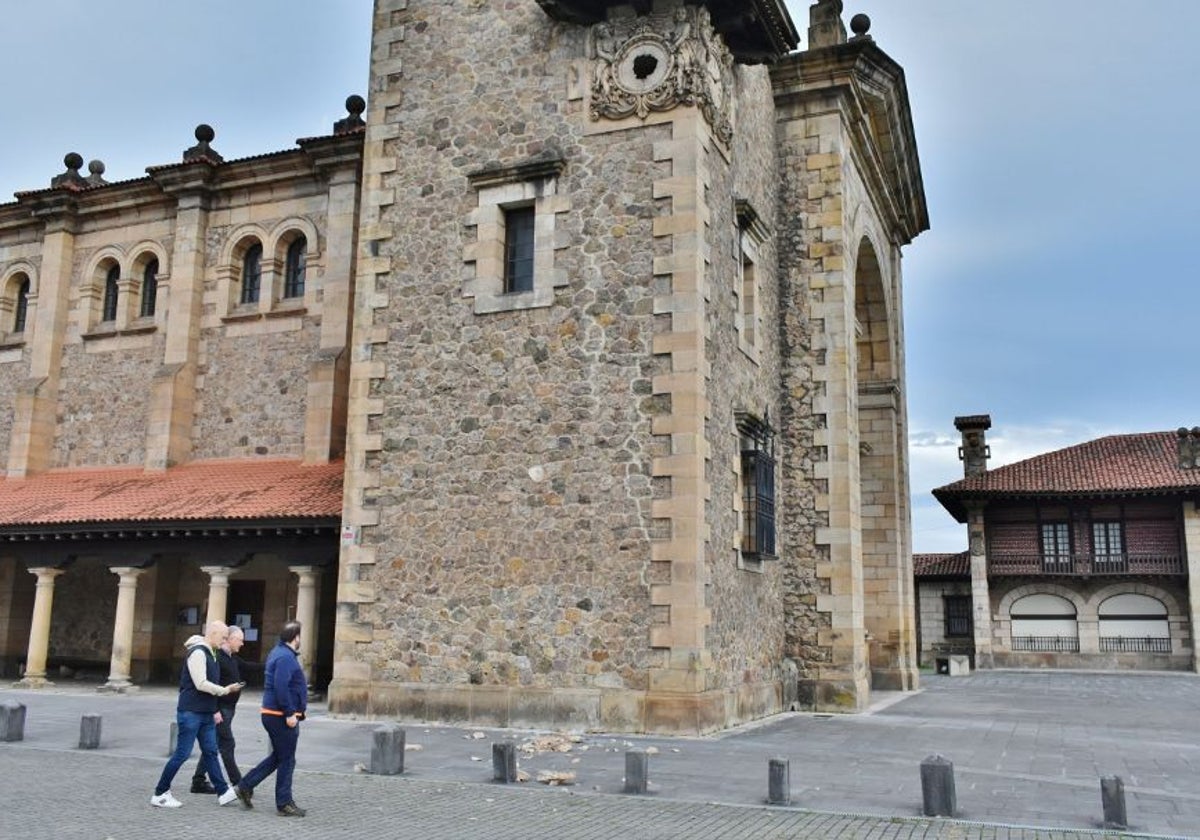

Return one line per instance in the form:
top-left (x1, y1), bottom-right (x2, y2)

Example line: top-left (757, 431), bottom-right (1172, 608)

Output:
top-left (234, 621), bottom-right (308, 816)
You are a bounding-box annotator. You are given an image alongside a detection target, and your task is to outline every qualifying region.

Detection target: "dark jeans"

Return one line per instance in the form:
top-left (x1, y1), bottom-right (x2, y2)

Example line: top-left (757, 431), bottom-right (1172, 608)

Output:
top-left (240, 714), bottom-right (299, 809)
top-left (192, 704), bottom-right (240, 785)
top-left (155, 709), bottom-right (228, 796)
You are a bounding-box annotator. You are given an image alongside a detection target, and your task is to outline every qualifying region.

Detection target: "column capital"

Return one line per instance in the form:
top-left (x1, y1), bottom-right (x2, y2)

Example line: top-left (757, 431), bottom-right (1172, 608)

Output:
top-left (199, 565), bottom-right (235, 584)
top-left (109, 565), bottom-right (148, 580)
top-left (28, 566), bottom-right (66, 582)
top-left (289, 564), bottom-right (319, 582)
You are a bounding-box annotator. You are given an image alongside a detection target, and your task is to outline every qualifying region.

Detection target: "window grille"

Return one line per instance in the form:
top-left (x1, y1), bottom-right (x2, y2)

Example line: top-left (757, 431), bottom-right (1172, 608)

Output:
top-left (503, 207), bottom-right (535, 294)
top-left (101, 265), bottom-right (119, 322)
top-left (737, 412), bottom-right (776, 562)
top-left (13, 278), bottom-right (29, 333)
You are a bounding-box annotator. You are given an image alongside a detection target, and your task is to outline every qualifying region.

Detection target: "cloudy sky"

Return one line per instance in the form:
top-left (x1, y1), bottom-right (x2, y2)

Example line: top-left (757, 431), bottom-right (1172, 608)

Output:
top-left (2, 2), bottom-right (1195, 553)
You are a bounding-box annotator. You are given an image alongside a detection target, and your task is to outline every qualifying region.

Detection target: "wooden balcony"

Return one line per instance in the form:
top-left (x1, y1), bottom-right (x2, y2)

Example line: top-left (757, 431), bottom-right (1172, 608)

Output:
top-left (988, 553), bottom-right (1186, 577)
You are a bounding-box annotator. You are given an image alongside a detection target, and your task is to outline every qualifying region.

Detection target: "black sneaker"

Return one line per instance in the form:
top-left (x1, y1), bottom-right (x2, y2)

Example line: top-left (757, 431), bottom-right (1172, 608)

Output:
top-left (190, 779), bottom-right (218, 794)
top-left (277, 802), bottom-right (306, 817)
top-left (233, 785), bottom-right (254, 810)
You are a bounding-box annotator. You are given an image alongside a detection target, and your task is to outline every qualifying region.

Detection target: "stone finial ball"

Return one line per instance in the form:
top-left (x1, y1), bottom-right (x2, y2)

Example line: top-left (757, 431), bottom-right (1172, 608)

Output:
top-left (64, 152), bottom-right (84, 170)
top-left (850, 13), bottom-right (871, 36)
top-left (88, 160), bottom-right (106, 175)
top-left (346, 94), bottom-right (366, 116)
top-left (195, 124), bottom-right (216, 143)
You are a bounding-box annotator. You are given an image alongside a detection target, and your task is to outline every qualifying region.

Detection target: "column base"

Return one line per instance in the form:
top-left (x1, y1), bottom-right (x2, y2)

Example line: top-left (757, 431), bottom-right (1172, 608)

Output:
top-left (13, 676), bottom-right (53, 689)
top-left (98, 680), bottom-right (138, 694)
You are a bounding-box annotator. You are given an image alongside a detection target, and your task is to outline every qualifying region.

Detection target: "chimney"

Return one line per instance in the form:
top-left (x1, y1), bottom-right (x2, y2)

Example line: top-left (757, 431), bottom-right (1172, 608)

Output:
top-left (954, 415), bottom-right (992, 478)
top-left (808, 0), bottom-right (847, 49)
top-left (1177, 427), bottom-right (1200, 469)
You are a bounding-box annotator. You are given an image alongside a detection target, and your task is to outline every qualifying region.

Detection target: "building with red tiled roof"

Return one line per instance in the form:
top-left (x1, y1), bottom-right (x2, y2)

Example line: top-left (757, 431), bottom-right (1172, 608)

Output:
top-left (923, 416), bottom-right (1200, 673)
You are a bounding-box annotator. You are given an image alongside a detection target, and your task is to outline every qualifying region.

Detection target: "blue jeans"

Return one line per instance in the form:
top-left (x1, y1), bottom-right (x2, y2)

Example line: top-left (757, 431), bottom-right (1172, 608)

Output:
top-left (155, 709), bottom-right (228, 796)
top-left (240, 714), bottom-right (299, 809)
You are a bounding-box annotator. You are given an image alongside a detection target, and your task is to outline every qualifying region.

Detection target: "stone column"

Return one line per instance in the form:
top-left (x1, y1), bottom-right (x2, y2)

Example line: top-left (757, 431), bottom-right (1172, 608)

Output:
top-left (290, 566), bottom-right (319, 674)
top-left (16, 567), bottom-right (65, 687)
top-left (965, 502), bottom-right (993, 668)
top-left (1182, 502), bottom-right (1200, 673)
top-left (200, 566), bottom-right (234, 626)
top-left (101, 567), bottom-right (146, 692)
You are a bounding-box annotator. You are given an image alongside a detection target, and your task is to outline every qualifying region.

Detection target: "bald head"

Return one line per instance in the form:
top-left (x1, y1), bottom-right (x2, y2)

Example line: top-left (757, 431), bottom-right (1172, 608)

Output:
top-left (204, 620), bottom-right (229, 648)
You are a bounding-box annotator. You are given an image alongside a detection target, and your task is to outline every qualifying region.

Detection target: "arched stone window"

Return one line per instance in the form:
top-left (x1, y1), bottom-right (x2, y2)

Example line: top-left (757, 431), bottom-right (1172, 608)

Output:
top-left (284, 236), bottom-right (307, 299)
top-left (101, 264), bottom-right (120, 323)
top-left (13, 275), bottom-right (30, 333)
top-left (241, 243), bottom-right (263, 305)
top-left (1010, 593), bottom-right (1078, 652)
top-left (140, 258), bottom-right (159, 318)
top-left (1099, 593), bottom-right (1169, 653)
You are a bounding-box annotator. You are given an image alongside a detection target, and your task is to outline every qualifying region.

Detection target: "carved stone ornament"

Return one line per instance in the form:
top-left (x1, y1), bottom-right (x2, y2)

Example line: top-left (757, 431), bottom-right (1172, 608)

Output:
top-left (588, 7), bottom-right (733, 145)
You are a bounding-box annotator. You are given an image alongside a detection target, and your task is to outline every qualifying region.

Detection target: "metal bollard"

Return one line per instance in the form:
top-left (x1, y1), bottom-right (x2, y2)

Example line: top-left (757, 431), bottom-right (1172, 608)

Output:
top-left (624, 749), bottom-right (648, 794)
top-left (767, 757), bottom-right (791, 806)
top-left (79, 714), bottom-right (102, 750)
top-left (1101, 776), bottom-right (1127, 830)
top-left (920, 754), bottom-right (956, 817)
top-left (492, 741), bottom-right (518, 783)
top-left (370, 724), bottom-right (406, 775)
top-left (167, 721), bottom-right (178, 757)
top-left (0, 702), bottom-right (26, 742)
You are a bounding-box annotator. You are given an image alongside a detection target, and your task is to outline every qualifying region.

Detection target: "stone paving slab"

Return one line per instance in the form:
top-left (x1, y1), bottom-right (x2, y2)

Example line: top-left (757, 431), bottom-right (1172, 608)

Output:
top-left (1, 671), bottom-right (1197, 839)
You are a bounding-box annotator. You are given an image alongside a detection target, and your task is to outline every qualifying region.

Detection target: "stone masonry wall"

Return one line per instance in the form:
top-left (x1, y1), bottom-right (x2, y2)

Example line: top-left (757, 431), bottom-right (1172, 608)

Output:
top-left (702, 65), bottom-right (787, 695)
top-left (48, 558), bottom-right (117, 667)
top-left (54, 342), bottom-right (157, 467)
top-left (344, 0), bottom-right (672, 701)
top-left (193, 326), bottom-right (315, 460)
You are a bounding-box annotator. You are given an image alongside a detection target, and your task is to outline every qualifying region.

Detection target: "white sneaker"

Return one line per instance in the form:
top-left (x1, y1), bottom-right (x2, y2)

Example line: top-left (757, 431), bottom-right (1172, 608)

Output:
top-left (151, 791), bottom-right (183, 808)
top-left (217, 788), bottom-right (239, 806)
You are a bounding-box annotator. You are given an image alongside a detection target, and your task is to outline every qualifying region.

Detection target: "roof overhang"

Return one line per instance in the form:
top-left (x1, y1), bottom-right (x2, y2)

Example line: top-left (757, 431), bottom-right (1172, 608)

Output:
top-left (536, 0), bottom-right (799, 63)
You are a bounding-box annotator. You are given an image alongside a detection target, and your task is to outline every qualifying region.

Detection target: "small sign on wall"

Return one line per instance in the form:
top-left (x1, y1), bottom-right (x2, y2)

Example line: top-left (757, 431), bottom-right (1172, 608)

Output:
top-left (341, 525), bottom-right (360, 547)
top-left (177, 606), bottom-right (199, 626)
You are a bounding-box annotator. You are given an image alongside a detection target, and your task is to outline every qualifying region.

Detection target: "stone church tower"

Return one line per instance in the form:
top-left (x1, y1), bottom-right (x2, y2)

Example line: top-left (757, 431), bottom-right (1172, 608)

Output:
top-left (329, 0), bottom-right (928, 732)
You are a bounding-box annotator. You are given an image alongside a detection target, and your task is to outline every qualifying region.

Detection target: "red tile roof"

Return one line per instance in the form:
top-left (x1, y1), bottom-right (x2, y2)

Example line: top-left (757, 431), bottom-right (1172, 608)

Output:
top-left (0, 459), bottom-right (343, 529)
top-left (933, 431), bottom-right (1200, 520)
top-left (913, 552), bottom-right (969, 578)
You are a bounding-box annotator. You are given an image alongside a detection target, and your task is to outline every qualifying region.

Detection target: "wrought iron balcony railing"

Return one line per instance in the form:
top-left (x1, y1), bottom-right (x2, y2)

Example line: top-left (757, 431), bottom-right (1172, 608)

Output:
top-left (988, 553), bottom-right (1186, 577)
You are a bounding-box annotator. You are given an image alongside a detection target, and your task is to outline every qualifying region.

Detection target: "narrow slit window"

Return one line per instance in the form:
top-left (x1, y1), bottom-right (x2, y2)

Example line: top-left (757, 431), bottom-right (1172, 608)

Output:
top-left (503, 206), bottom-right (535, 294)
top-left (140, 258), bottom-right (159, 318)
top-left (101, 265), bottom-right (120, 323)
top-left (284, 236), bottom-right (307, 299)
top-left (241, 243), bottom-right (263, 305)
top-left (737, 412), bottom-right (777, 562)
top-left (13, 277), bottom-right (29, 333)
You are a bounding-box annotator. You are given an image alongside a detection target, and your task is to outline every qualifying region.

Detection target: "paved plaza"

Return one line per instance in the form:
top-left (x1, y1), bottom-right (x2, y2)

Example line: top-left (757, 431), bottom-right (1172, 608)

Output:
top-left (1, 671), bottom-right (1197, 839)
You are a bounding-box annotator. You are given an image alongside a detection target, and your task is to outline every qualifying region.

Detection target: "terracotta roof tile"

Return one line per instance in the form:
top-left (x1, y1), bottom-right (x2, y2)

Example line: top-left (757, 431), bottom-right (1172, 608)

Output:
top-left (913, 552), bottom-right (969, 578)
top-left (0, 459), bottom-right (343, 528)
top-left (933, 431), bottom-right (1200, 520)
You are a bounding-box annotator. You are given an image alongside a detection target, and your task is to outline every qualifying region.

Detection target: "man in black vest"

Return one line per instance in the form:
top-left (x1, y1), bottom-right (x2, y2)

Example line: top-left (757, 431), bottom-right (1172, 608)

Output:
top-left (189, 624), bottom-right (257, 793)
top-left (151, 620), bottom-right (245, 809)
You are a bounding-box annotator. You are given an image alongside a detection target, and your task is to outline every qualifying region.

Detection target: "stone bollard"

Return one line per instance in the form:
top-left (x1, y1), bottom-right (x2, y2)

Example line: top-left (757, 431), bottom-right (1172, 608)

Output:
top-left (920, 754), bottom-right (956, 817)
top-left (492, 741), bottom-right (518, 783)
top-left (1101, 776), bottom-right (1127, 830)
top-left (370, 724), bottom-right (406, 775)
top-left (767, 757), bottom-right (791, 806)
top-left (167, 721), bottom-right (178, 757)
top-left (624, 749), bottom-right (648, 794)
top-left (0, 702), bottom-right (26, 742)
top-left (79, 714), bottom-right (102, 750)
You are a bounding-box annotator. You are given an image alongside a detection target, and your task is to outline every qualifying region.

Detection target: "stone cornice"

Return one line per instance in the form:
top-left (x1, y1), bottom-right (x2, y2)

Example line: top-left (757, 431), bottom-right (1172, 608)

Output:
top-left (772, 40), bottom-right (929, 246)
top-left (536, 0), bottom-right (798, 64)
